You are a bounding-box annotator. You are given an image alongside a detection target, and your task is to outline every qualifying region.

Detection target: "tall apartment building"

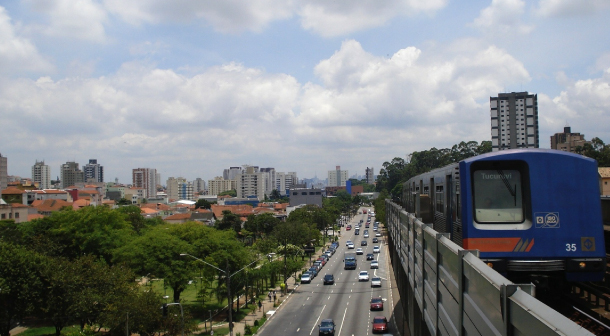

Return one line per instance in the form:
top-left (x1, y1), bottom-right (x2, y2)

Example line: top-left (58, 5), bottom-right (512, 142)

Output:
top-left (167, 177), bottom-right (194, 201)
top-left (550, 127), bottom-right (590, 153)
top-left (328, 166), bottom-right (348, 187)
top-left (0, 153), bottom-right (7, 192)
top-left (32, 160), bottom-right (51, 189)
top-left (60, 162), bottom-right (84, 189)
top-left (193, 178), bottom-right (206, 194)
top-left (208, 177), bottom-right (236, 195)
top-left (223, 167), bottom-right (243, 180)
top-left (132, 168), bottom-right (158, 199)
top-left (236, 166), bottom-right (267, 200)
top-left (490, 92), bottom-right (539, 151)
top-left (259, 168), bottom-right (276, 193)
top-left (276, 172), bottom-right (298, 195)
top-left (365, 167), bottom-right (375, 184)
top-left (84, 159), bottom-right (104, 183)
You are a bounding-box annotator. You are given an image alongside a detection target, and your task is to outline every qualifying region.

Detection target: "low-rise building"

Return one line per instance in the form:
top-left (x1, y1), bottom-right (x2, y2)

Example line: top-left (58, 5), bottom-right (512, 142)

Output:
top-left (289, 188), bottom-right (323, 207)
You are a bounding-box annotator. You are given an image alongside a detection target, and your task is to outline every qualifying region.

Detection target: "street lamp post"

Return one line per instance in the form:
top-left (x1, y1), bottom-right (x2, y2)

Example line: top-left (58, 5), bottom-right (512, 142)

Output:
top-left (180, 253), bottom-right (266, 336)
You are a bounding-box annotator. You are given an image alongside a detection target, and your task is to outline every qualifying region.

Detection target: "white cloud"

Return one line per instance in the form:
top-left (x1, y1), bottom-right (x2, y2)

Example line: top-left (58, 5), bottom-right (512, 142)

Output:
top-left (536, 0), bottom-right (610, 18)
top-left (0, 6), bottom-right (53, 74)
top-left (25, 0), bottom-right (108, 42)
top-left (299, 0), bottom-right (448, 37)
top-left (104, 0), bottom-right (295, 34)
top-left (471, 0), bottom-right (533, 35)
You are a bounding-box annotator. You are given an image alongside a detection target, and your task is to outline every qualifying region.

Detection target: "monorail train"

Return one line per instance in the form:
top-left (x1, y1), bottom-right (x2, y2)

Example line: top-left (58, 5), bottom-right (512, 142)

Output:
top-left (402, 148), bottom-right (606, 283)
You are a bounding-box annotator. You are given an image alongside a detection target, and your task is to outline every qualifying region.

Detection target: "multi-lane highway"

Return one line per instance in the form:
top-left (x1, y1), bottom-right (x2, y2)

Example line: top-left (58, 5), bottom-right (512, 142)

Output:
top-left (258, 209), bottom-right (396, 336)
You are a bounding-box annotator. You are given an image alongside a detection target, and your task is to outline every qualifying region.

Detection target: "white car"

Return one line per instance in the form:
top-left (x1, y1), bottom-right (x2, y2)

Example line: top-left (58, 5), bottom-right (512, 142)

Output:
top-left (373, 246), bottom-right (380, 253)
top-left (301, 272), bottom-right (312, 284)
top-left (356, 248), bottom-right (364, 255)
top-left (375, 232), bottom-right (381, 237)
top-left (364, 232), bottom-right (369, 238)
top-left (346, 240), bottom-right (353, 246)
top-left (358, 271), bottom-right (369, 281)
top-left (348, 243), bottom-right (355, 249)
top-left (370, 260), bottom-right (379, 269)
top-left (371, 277), bottom-right (382, 287)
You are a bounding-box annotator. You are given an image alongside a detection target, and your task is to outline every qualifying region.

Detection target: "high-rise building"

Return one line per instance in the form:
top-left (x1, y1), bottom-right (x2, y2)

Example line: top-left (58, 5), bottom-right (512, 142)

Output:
top-left (84, 159), bottom-right (104, 183)
top-left (365, 167), bottom-right (375, 184)
top-left (550, 126), bottom-right (590, 153)
top-left (490, 92), bottom-right (539, 151)
top-left (0, 153), bottom-right (7, 192)
top-left (208, 177), bottom-right (236, 196)
top-left (259, 167), bottom-right (276, 193)
top-left (276, 172), bottom-right (298, 195)
top-left (223, 167), bottom-right (243, 180)
top-left (167, 177), bottom-right (194, 201)
top-left (193, 178), bottom-right (206, 194)
top-left (328, 166), bottom-right (348, 187)
top-left (60, 161), bottom-right (84, 188)
top-left (32, 160), bottom-right (51, 189)
top-left (236, 166), bottom-right (266, 200)
top-left (132, 168), bottom-right (158, 199)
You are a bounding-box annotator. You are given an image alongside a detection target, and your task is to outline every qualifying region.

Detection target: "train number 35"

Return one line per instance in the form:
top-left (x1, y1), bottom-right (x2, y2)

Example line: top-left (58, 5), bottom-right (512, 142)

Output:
top-left (566, 243), bottom-right (577, 252)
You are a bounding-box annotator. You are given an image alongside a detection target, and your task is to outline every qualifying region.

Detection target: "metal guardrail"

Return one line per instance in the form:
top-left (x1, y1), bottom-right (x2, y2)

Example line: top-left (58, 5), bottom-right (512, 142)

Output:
top-left (385, 200), bottom-right (594, 336)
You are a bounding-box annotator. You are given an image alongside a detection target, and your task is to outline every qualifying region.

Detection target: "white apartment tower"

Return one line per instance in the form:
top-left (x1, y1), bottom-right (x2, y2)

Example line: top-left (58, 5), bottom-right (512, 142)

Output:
top-left (167, 177), bottom-right (194, 201)
top-left (276, 172), bottom-right (298, 195)
top-left (32, 160), bottom-right (51, 189)
top-left (490, 92), bottom-right (539, 151)
top-left (236, 166), bottom-right (267, 200)
top-left (328, 166), bottom-right (348, 187)
top-left (132, 168), bottom-right (158, 199)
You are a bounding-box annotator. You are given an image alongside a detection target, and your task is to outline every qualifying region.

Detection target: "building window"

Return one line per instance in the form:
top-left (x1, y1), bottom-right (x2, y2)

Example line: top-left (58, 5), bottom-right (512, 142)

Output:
top-left (15, 213), bottom-right (19, 219)
top-left (1, 214), bottom-right (4, 219)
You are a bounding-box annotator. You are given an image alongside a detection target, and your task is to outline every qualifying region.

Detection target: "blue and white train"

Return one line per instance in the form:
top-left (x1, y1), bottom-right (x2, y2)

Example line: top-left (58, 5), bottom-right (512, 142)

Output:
top-left (402, 148), bottom-right (606, 283)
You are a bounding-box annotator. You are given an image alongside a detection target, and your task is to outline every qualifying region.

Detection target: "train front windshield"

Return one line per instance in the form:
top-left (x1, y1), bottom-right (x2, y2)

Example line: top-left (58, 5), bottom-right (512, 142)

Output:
top-left (473, 169), bottom-right (524, 223)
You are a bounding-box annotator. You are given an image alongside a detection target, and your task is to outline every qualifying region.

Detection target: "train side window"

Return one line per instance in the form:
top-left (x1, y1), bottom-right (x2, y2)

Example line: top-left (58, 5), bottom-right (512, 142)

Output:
top-left (436, 185), bottom-right (444, 212)
top-left (472, 169), bottom-right (524, 223)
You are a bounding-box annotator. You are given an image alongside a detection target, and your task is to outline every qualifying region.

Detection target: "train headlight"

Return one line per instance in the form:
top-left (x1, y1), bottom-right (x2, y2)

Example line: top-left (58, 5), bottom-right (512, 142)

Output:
top-left (579, 261), bottom-right (586, 269)
top-left (487, 262), bottom-right (494, 268)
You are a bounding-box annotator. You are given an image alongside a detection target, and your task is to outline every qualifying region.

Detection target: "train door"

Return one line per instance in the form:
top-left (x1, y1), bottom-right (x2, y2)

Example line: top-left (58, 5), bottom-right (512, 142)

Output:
top-left (445, 174), bottom-right (453, 238)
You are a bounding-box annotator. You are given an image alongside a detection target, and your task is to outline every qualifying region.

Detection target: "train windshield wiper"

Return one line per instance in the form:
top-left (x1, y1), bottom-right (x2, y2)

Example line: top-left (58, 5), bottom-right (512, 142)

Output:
top-left (497, 169), bottom-right (517, 206)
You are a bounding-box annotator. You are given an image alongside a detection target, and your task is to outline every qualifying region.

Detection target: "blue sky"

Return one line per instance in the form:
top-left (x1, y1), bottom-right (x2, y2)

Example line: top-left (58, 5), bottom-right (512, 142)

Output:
top-left (1, 0), bottom-right (610, 185)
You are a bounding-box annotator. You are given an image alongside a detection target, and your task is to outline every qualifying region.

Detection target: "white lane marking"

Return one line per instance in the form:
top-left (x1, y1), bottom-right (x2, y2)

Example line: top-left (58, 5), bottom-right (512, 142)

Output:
top-left (337, 303), bottom-right (349, 336)
top-left (309, 305), bottom-right (326, 335)
top-left (297, 328), bottom-right (300, 332)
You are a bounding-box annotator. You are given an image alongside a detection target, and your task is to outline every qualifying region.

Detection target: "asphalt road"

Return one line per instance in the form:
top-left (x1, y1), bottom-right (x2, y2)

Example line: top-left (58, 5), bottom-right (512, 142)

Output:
top-left (257, 209), bottom-right (394, 336)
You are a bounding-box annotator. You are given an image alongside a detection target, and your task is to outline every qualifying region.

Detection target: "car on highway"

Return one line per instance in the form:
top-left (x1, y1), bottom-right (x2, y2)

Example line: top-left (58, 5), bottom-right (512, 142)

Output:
top-left (371, 277), bottom-right (382, 287)
top-left (314, 261), bottom-right (323, 269)
top-left (301, 272), bottom-right (312, 284)
top-left (347, 243), bottom-right (355, 249)
top-left (376, 232), bottom-right (382, 237)
top-left (366, 253), bottom-right (375, 260)
top-left (373, 246), bottom-right (380, 253)
top-left (355, 229), bottom-right (360, 235)
top-left (370, 297), bottom-right (384, 311)
top-left (361, 240), bottom-right (368, 246)
top-left (346, 240), bottom-right (353, 246)
top-left (372, 237), bottom-right (379, 243)
top-left (365, 223), bottom-right (370, 228)
top-left (309, 266), bottom-right (318, 277)
top-left (370, 260), bottom-right (379, 269)
top-left (319, 319), bottom-right (336, 336)
top-left (372, 316), bottom-right (388, 334)
top-left (364, 232), bottom-right (369, 238)
top-left (346, 225), bottom-right (352, 231)
top-left (323, 274), bottom-right (335, 285)
top-left (358, 271), bottom-right (369, 281)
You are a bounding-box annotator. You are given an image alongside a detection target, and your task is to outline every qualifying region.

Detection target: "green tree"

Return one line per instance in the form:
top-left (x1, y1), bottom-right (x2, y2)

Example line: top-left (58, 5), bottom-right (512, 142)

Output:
top-left (195, 199), bottom-right (212, 209)
top-left (116, 198), bottom-right (132, 206)
top-left (215, 210), bottom-right (243, 233)
top-left (218, 189), bottom-right (237, 197)
top-left (0, 243), bottom-right (45, 336)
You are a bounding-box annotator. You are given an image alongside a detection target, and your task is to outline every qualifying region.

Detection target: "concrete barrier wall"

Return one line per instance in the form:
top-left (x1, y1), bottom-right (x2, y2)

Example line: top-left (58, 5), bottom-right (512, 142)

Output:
top-left (385, 200), bottom-right (594, 336)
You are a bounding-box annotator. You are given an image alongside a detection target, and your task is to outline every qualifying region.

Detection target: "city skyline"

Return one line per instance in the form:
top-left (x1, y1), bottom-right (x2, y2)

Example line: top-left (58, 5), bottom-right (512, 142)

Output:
top-left (1, 1), bottom-right (609, 183)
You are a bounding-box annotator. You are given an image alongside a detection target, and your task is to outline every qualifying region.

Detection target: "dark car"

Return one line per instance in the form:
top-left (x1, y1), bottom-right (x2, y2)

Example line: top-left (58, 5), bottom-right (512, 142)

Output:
top-left (319, 319), bottom-right (335, 336)
top-left (309, 267), bottom-right (318, 277)
top-left (366, 253), bottom-right (375, 260)
top-left (370, 297), bottom-right (384, 311)
top-left (372, 316), bottom-right (388, 334)
top-left (372, 237), bottom-right (379, 243)
top-left (361, 240), bottom-right (368, 246)
top-left (323, 274), bottom-right (335, 285)
top-left (355, 229), bottom-right (360, 235)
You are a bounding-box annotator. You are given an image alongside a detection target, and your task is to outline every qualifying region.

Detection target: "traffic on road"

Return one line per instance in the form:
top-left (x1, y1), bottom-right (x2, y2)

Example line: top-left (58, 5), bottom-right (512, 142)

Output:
top-left (256, 208), bottom-right (395, 336)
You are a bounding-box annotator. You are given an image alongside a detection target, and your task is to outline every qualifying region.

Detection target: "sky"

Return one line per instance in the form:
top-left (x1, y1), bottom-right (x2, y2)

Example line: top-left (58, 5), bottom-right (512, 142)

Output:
top-left (1, 0), bottom-right (610, 185)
